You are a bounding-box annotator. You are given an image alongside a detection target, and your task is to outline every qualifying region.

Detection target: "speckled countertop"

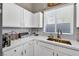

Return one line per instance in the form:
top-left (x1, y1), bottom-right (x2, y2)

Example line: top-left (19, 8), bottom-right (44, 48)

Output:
top-left (3, 35), bottom-right (79, 52)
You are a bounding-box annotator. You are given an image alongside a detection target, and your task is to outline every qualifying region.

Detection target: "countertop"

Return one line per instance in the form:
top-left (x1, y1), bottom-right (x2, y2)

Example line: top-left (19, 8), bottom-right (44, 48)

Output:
top-left (3, 35), bottom-right (79, 52)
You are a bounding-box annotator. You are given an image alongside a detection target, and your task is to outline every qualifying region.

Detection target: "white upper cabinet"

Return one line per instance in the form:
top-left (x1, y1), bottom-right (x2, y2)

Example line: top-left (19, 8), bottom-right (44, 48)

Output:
top-left (76, 4), bottom-right (79, 27)
top-left (24, 9), bottom-right (32, 27)
top-left (3, 3), bottom-right (43, 28)
top-left (56, 5), bottom-right (74, 34)
top-left (44, 4), bottom-right (74, 34)
top-left (17, 5), bottom-right (24, 27)
top-left (33, 12), bottom-right (43, 28)
top-left (3, 3), bottom-right (24, 27)
top-left (56, 5), bottom-right (74, 24)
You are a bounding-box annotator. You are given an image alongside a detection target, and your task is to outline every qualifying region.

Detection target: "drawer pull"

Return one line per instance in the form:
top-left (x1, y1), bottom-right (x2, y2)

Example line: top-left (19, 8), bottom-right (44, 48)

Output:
top-left (25, 50), bottom-right (26, 54)
top-left (14, 50), bottom-right (16, 52)
top-left (53, 52), bottom-right (54, 56)
top-left (57, 53), bottom-right (58, 56)
top-left (21, 52), bottom-right (23, 56)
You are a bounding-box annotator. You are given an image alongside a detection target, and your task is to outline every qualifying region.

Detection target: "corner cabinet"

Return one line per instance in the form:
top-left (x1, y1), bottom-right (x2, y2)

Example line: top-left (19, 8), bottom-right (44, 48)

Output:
top-left (44, 4), bottom-right (74, 34)
top-left (32, 12), bottom-right (43, 28)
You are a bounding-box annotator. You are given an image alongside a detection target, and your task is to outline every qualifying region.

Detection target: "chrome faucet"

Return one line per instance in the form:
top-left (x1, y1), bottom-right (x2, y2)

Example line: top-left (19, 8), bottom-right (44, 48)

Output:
top-left (57, 29), bottom-right (62, 38)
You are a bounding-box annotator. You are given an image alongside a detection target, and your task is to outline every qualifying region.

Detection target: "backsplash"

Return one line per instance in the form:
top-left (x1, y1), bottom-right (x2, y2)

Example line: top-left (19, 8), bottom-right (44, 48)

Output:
top-left (2, 27), bottom-right (31, 34)
top-left (31, 28), bottom-right (77, 41)
top-left (2, 27), bottom-right (79, 41)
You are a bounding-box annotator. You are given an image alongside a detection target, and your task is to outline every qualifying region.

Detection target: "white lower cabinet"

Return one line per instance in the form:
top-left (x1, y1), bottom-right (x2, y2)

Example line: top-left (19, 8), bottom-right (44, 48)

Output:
top-left (38, 45), bottom-right (54, 56)
top-left (34, 41), bottom-right (79, 56)
top-left (3, 39), bottom-right (79, 56)
top-left (23, 43), bottom-right (30, 56)
top-left (23, 41), bottom-right (34, 56)
top-left (3, 45), bottom-right (23, 56)
top-left (3, 40), bottom-right (34, 56)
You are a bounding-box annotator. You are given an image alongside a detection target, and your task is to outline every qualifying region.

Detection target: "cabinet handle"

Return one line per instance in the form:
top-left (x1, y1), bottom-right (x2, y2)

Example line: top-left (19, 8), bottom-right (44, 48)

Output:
top-left (57, 53), bottom-right (58, 56)
top-left (25, 50), bottom-right (26, 54)
top-left (53, 52), bottom-right (54, 56)
top-left (14, 50), bottom-right (16, 52)
top-left (21, 51), bottom-right (23, 56)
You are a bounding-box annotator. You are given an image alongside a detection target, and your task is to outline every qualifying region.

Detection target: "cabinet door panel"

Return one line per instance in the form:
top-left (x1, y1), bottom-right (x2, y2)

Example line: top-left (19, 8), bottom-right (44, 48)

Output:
top-left (23, 43), bottom-right (30, 56)
top-left (3, 3), bottom-right (20, 27)
top-left (33, 12), bottom-right (43, 27)
top-left (56, 5), bottom-right (74, 34)
top-left (17, 6), bottom-right (24, 27)
top-left (38, 45), bottom-right (53, 56)
top-left (24, 9), bottom-right (33, 27)
top-left (56, 5), bottom-right (74, 24)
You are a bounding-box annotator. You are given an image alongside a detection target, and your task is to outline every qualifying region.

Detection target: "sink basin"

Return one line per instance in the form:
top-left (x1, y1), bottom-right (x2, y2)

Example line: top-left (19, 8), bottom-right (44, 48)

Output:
top-left (47, 38), bottom-right (72, 45)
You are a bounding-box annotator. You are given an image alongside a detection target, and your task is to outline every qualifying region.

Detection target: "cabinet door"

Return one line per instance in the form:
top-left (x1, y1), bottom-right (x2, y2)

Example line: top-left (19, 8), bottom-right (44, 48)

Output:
top-left (28, 41), bottom-right (34, 56)
top-left (56, 5), bottom-right (74, 34)
top-left (33, 40), bottom-right (39, 56)
top-left (17, 5), bottom-right (24, 27)
top-left (38, 45), bottom-right (54, 56)
top-left (23, 43), bottom-right (30, 56)
top-left (44, 10), bottom-right (56, 33)
top-left (33, 12), bottom-right (43, 27)
top-left (24, 9), bottom-right (33, 27)
top-left (3, 46), bottom-right (23, 56)
top-left (76, 4), bottom-right (79, 27)
top-left (23, 41), bottom-right (34, 56)
top-left (37, 41), bottom-right (54, 56)
top-left (3, 3), bottom-right (20, 27)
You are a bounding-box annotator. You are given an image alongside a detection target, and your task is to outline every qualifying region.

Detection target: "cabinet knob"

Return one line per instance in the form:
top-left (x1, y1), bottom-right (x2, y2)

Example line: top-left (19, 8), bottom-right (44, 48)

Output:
top-left (14, 50), bottom-right (16, 52)
top-left (21, 52), bottom-right (23, 56)
top-left (25, 50), bottom-right (26, 54)
top-left (57, 53), bottom-right (58, 56)
top-left (53, 52), bottom-right (54, 56)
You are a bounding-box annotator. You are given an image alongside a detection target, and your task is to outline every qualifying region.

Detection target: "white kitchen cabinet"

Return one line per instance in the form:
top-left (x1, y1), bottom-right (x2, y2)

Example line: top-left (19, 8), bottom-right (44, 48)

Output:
top-left (24, 9), bottom-right (33, 27)
top-left (33, 40), bottom-right (39, 56)
top-left (23, 41), bottom-right (34, 56)
top-left (23, 43), bottom-right (30, 56)
top-left (35, 41), bottom-right (54, 56)
top-left (54, 45), bottom-right (70, 56)
top-left (76, 4), bottom-right (79, 27)
top-left (56, 4), bottom-right (74, 34)
top-left (3, 45), bottom-right (23, 56)
top-left (3, 3), bottom-right (22, 27)
top-left (3, 3), bottom-right (43, 28)
top-left (38, 45), bottom-right (54, 56)
top-left (17, 5), bottom-right (24, 27)
top-left (28, 41), bottom-right (34, 56)
top-left (35, 41), bottom-right (78, 56)
top-left (44, 4), bottom-right (74, 34)
top-left (33, 12), bottom-right (43, 28)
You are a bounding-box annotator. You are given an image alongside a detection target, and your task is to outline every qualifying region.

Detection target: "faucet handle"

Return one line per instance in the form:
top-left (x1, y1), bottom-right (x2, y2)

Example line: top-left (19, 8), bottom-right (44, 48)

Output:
top-left (60, 30), bottom-right (62, 35)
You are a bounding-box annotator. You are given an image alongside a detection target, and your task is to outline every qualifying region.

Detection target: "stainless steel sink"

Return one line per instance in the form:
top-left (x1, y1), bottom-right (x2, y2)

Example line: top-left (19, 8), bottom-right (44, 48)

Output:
top-left (47, 37), bottom-right (72, 45)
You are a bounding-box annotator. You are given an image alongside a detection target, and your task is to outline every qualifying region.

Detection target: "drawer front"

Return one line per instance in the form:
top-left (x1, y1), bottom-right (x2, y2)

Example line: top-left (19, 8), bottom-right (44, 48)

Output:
top-left (38, 41), bottom-right (54, 49)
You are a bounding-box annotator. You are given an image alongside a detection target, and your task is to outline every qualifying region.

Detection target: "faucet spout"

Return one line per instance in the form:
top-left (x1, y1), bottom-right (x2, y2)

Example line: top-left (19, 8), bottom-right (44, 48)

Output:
top-left (57, 29), bottom-right (62, 39)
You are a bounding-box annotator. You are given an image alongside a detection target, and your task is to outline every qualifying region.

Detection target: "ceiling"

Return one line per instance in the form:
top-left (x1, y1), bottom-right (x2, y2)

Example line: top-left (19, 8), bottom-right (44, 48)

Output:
top-left (16, 3), bottom-right (65, 13)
